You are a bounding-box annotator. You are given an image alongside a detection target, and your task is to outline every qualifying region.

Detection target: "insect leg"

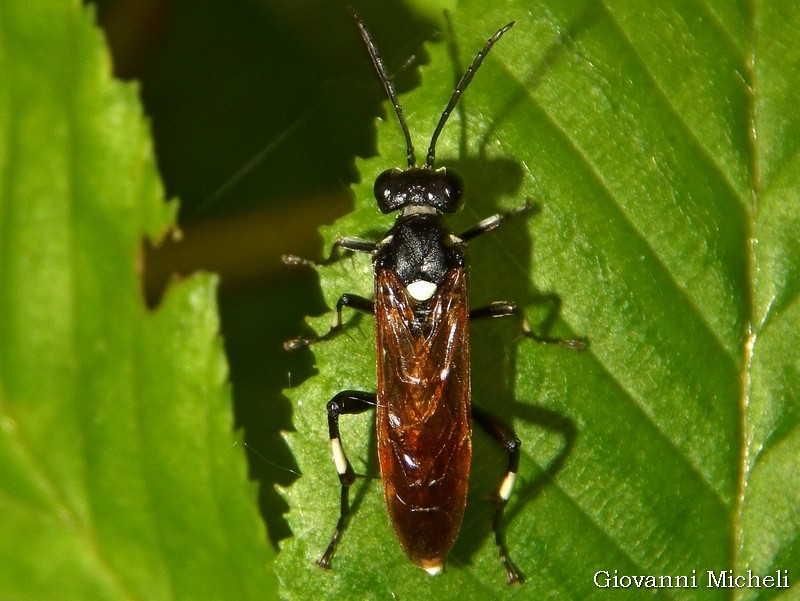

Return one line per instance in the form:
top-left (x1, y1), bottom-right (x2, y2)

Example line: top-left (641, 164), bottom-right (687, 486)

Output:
top-left (470, 302), bottom-right (586, 350)
top-left (459, 200), bottom-right (536, 242)
top-left (332, 236), bottom-right (377, 253)
top-left (284, 293), bottom-right (374, 351)
top-left (472, 405), bottom-right (522, 585)
top-left (318, 390), bottom-right (377, 569)
top-left (282, 236), bottom-right (376, 267)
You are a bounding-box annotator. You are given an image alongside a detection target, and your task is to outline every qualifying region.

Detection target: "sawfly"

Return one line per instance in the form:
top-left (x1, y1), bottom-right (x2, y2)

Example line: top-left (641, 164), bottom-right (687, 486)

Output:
top-left (285, 7), bottom-right (584, 584)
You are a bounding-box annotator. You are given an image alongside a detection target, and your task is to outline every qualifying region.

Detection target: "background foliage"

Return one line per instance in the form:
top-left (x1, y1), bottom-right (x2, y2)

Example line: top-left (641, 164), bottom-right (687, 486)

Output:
top-left (0, 1), bottom-right (275, 600)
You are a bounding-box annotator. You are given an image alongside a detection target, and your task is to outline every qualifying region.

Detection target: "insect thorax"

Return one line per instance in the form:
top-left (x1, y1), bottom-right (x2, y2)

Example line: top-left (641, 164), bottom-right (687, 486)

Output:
top-left (375, 214), bottom-right (465, 303)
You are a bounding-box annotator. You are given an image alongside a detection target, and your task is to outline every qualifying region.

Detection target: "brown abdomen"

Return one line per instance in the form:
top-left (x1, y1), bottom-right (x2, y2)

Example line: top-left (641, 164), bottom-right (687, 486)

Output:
top-left (375, 268), bottom-right (471, 572)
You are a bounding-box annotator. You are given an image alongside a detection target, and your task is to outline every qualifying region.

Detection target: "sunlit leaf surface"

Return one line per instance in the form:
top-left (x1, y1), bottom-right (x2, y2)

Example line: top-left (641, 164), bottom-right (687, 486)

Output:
top-left (0, 2), bottom-right (277, 599)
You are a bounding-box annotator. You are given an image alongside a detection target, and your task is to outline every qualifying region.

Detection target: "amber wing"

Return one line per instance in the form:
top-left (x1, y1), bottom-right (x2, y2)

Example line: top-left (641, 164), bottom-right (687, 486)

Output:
top-left (375, 268), bottom-right (471, 572)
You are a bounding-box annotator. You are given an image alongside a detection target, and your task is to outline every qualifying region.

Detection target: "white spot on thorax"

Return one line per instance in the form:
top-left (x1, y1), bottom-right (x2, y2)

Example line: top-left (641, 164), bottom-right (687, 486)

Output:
top-left (400, 205), bottom-right (438, 217)
top-left (406, 279), bottom-right (437, 302)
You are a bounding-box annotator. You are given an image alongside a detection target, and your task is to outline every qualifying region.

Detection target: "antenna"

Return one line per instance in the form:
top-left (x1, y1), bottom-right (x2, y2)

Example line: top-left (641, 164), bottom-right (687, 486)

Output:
top-left (426, 21), bottom-right (514, 168)
top-left (349, 6), bottom-right (417, 168)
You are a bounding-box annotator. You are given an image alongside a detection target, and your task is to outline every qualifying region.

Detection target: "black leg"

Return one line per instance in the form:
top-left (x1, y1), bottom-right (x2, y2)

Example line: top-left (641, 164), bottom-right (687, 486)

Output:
top-left (470, 301), bottom-right (586, 350)
top-left (459, 200), bottom-right (536, 242)
top-left (331, 236), bottom-right (378, 255)
top-left (472, 405), bottom-right (523, 585)
top-left (284, 293), bottom-right (374, 351)
top-left (283, 236), bottom-right (376, 267)
top-left (318, 390), bottom-right (377, 569)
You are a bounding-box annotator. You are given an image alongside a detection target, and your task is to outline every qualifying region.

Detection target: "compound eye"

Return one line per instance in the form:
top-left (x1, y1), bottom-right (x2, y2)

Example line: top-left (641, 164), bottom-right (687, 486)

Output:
top-left (439, 171), bottom-right (463, 213)
top-left (374, 168), bottom-right (405, 213)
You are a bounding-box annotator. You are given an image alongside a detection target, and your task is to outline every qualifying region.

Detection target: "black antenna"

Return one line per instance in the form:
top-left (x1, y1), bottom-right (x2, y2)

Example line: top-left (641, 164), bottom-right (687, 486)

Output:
top-left (426, 21), bottom-right (514, 168)
top-left (349, 6), bottom-right (417, 168)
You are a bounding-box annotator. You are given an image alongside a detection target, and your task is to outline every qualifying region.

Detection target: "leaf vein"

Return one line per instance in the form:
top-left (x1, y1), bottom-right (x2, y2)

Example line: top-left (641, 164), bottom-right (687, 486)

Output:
top-left (600, 0), bottom-right (749, 208)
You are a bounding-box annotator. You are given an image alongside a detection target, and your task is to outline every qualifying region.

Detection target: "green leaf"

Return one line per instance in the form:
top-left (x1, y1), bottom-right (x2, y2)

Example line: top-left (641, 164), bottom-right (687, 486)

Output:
top-left (0, 2), bottom-right (276, 600)
top-left (279, 0), bottom-right (799, 599)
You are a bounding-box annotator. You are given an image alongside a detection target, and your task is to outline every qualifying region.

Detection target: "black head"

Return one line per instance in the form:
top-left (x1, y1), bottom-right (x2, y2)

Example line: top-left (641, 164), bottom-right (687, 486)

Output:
top-left (374, 167), bottom-right (462, 214)
top-left (350, 8), bottom-right (513, 214)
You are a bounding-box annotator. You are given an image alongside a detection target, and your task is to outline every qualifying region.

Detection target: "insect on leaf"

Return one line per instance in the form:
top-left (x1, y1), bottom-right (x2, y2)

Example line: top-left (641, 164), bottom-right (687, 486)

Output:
top-left (279, 0), bottom-right (800, 599)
